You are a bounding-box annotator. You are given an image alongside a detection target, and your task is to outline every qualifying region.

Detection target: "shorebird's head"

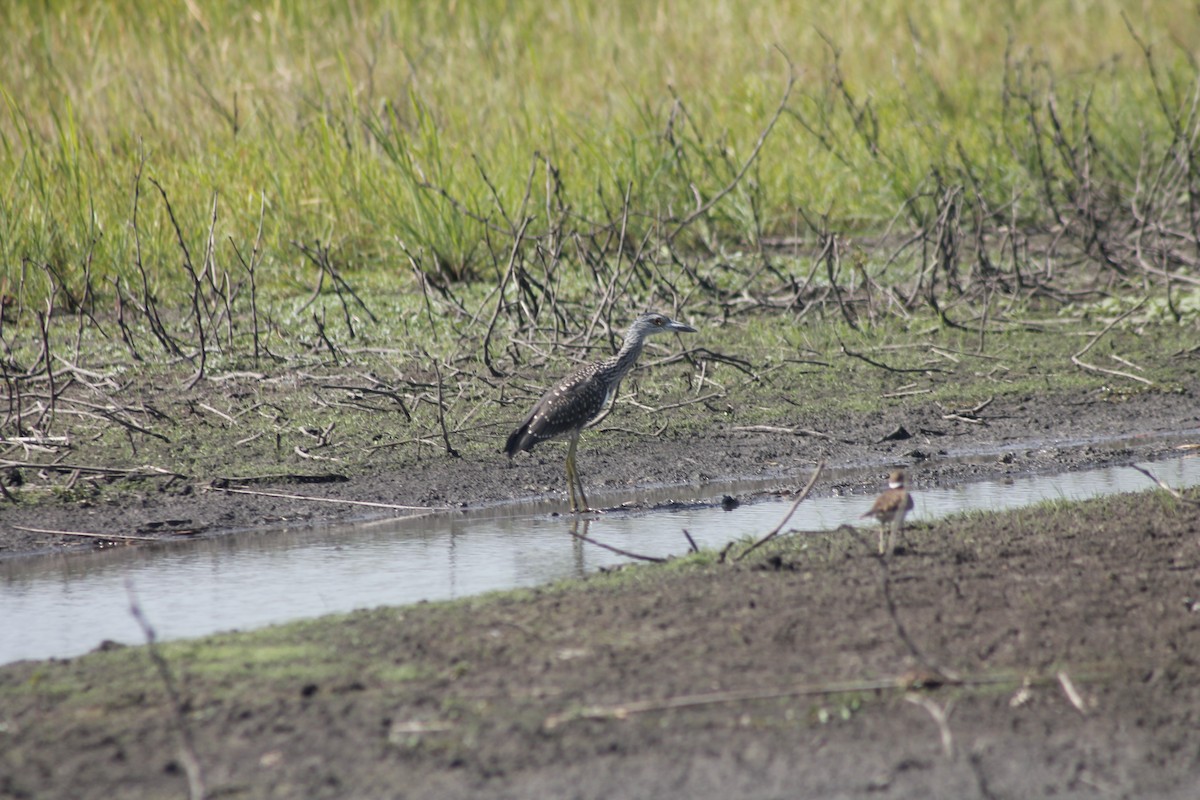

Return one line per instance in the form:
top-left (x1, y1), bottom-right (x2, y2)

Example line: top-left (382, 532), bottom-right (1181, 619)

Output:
top-left (887, 469), bottom-right (908, 490)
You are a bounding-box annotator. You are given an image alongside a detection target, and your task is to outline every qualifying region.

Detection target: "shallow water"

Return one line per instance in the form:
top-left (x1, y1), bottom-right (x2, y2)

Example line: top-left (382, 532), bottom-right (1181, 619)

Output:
top-left (3, 455), bottom-right (1198, 665)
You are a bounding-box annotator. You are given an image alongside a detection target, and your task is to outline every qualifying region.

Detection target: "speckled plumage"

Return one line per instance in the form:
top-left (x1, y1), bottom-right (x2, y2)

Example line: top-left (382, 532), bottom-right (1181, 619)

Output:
top-left (505, 312), bottom-right (696, 512)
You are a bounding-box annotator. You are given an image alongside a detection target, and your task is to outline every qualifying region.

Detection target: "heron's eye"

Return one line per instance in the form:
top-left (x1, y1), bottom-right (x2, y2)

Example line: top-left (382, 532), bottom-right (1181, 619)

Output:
top-left (653, 317), bottom-right (664, 326)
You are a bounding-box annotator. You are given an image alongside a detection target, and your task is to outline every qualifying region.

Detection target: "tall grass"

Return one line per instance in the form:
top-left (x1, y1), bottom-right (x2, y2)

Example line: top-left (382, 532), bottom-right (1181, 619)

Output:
top-left (0, 0), bottom-right (1197, 308)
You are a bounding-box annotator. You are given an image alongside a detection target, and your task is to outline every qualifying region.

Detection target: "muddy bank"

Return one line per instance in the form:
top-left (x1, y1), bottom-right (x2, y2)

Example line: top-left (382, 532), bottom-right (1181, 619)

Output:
top-left (3, 482), bottom-right (1199, 798)
top-left (1, 386), bottom-right (1197, 559)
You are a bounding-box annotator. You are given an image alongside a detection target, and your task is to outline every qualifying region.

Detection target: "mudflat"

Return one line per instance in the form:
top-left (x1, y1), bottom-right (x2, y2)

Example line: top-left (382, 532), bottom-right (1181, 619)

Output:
top-left (1, 382), bottom-right (1196, 558)
top-left (2, 385), bottom-right (1200, 799)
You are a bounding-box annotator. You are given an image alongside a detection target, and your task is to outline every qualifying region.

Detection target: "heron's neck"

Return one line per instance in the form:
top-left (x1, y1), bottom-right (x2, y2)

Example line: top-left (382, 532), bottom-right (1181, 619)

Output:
top-left (601, 335), bottom-right (646, 383)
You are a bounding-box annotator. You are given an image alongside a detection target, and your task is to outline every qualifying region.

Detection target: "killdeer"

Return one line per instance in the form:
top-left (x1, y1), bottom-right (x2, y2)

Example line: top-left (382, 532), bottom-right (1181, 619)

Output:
top-left (862, 469), bottom-right (914, 556)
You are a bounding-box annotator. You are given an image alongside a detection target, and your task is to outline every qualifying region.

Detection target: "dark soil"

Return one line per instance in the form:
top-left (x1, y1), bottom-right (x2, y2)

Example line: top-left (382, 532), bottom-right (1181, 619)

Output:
top-left (1, 385), bottom-right (1197, 559)
top-left (1, 380), bottom-right (1200, 797)
top-left (3, 471), bottom-right (1200, 799)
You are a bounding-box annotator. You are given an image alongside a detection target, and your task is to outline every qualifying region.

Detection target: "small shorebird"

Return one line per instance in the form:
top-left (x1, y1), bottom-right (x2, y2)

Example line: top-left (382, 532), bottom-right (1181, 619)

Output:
top-left (505, 312), bottom-right (696, 513)
top-left (862, 469), bottom-right (914, 556)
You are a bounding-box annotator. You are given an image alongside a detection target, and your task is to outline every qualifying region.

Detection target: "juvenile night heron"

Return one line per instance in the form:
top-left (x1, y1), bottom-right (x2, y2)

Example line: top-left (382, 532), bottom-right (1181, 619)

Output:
top-left (862, 469), bottom-right (915, 556)
top-left (504, 312), bottom-right (697, 512)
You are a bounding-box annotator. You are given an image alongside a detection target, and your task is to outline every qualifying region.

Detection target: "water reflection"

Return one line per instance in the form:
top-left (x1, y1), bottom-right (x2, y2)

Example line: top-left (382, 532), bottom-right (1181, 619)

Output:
top-left (3, 455), bottom-right (1198, 665)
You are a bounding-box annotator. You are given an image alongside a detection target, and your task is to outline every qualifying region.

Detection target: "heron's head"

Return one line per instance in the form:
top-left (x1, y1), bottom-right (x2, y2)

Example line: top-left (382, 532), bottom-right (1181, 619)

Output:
top-left (628, 312), bottom-right (697, 341)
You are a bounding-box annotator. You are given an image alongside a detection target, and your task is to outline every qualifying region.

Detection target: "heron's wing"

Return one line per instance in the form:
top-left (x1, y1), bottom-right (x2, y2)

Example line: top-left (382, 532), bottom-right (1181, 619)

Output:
top-left (505, 364), bottom-right (609, 455)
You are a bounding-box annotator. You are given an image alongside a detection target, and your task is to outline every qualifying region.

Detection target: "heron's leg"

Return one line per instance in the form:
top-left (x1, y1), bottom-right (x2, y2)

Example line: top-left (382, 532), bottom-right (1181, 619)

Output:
top-left (565, 432), bottom-right (590, 513)
top-left (565, 450), bottom-right (577, 512)
top-left (878, 525), bottom-right (886, 555)
top-left (565, 433), bottom-right (582, 512)
top-left (575, 462), bottom-right (590, 514)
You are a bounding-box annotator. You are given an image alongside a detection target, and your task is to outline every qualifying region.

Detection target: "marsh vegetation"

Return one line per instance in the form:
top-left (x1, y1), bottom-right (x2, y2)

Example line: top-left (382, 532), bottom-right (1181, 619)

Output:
top-left (2, 3), bottom-right (1198, 515)
top-left (3, 5), bottom-right (1200, 797)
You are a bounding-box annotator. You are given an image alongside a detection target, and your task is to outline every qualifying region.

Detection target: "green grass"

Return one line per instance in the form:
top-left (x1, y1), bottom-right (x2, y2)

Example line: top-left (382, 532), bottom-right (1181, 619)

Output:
top-left (1, 1), bottom-right (1197, 490)
top-left (2, 0), bottom-right (1198, 307)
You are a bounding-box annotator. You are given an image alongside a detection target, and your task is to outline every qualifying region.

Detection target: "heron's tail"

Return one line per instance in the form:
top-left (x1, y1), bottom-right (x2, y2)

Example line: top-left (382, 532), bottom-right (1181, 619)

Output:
top-left (504, 423), bottom-right (530, 459)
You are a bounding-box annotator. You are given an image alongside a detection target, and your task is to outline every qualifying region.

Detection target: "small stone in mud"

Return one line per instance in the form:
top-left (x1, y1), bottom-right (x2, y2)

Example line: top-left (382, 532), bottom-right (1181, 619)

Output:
top-left (721, 495), bottom-right (740, 511)
top-left (879, 425), bottom-right (911, 442)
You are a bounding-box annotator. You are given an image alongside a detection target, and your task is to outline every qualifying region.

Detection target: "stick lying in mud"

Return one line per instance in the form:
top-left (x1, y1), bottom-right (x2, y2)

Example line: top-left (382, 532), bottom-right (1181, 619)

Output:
top-left (731, 424), bottom-right (845, 442)
top-left (905, 694), bottom-right (955, 758)
top-left (1057, 670), bottom-right (1090, 715)
top-left (1070, 298), bottom-right (1154, 386)
top-left (12, 524), bottom-right (162, 542)
top-left (0, 459), bottom-right (182, 478)
top-left (212, 485), bottom-right (437, 512)
top-left (543, 669), bottom-right (1086, 730)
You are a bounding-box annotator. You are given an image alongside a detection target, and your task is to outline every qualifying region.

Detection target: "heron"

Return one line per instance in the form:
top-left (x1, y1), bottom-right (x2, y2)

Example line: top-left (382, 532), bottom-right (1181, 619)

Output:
top-left (504, 312), bottom-right (697, 512)
top-left (862, 469), bottom-right (915, 556)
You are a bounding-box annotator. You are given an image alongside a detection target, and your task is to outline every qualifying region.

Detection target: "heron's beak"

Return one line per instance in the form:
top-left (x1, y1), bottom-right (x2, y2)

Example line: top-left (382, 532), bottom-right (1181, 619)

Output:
top-left (668, 320), bottom-right (697, 333)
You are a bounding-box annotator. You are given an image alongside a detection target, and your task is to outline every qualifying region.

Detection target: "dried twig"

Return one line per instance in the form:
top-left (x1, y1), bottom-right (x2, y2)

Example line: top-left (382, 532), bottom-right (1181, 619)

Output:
top-left (1057, 670), bottom-right (1089, 715)
top-left (294, 240), bottom-right (378, 331)
top-left (12, 524), bottom-right (161, 542)
top-left (228, 192), bottom-right (267, 364)
top-left (429, 356), bottom-right (460, 458)
top-left (882, 387), bottom-right (933, 399)
top-left (938, 395), bottom-right (995, 424)
top-left (544, 676), bottom-right (902, 729)
top-left (681, 528), bottom-right (699, 553)
top-left (905, 694), bottom-right (955, 758)
top-left (543, 668), bottom-right (1074, 730)
top-left (97, 407), bottom-right (172, 442)
top-left (197, 403), bottom-right (235, 424)
top-left (126, 582), bottom-right (208, 800)
top-left (1130, 464), bottom-right (1200, 505)
top-left (0, 460), bottom-right (182, 478)
top-left (564, 519), bottom-right (667, 563)
top-left (841, 344), bottom-right (949, 374)
top-left (213, 485), bottom-right (436, 512)
top-left (35, 309), bottom-right (57, 434)
top-left (149, 177), bottom-right (208, 387)
top-left (668, 50), bottom-right (795, 240)
top-left (623, 391), bottom-right (724, 414)
top-left (318, 384), bottom-right (412, 422)
top-left (734, 462), bottom-right (824, 561)
top-left (293, 446), bottom-right (342, 462)
top-left (731, 424), bottom-right (844, 442)
top-left (1070, 299), bottom-right (1154, 385)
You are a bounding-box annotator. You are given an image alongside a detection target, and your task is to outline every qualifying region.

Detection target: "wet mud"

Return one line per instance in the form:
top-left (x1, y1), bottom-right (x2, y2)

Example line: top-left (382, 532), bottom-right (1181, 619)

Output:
top-left (2, 383), bottom-right (1200, 798)
top-left (3, 471), bottom-right (1200, 798)
top-left (1, 386), bottom-right (1196, 559)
